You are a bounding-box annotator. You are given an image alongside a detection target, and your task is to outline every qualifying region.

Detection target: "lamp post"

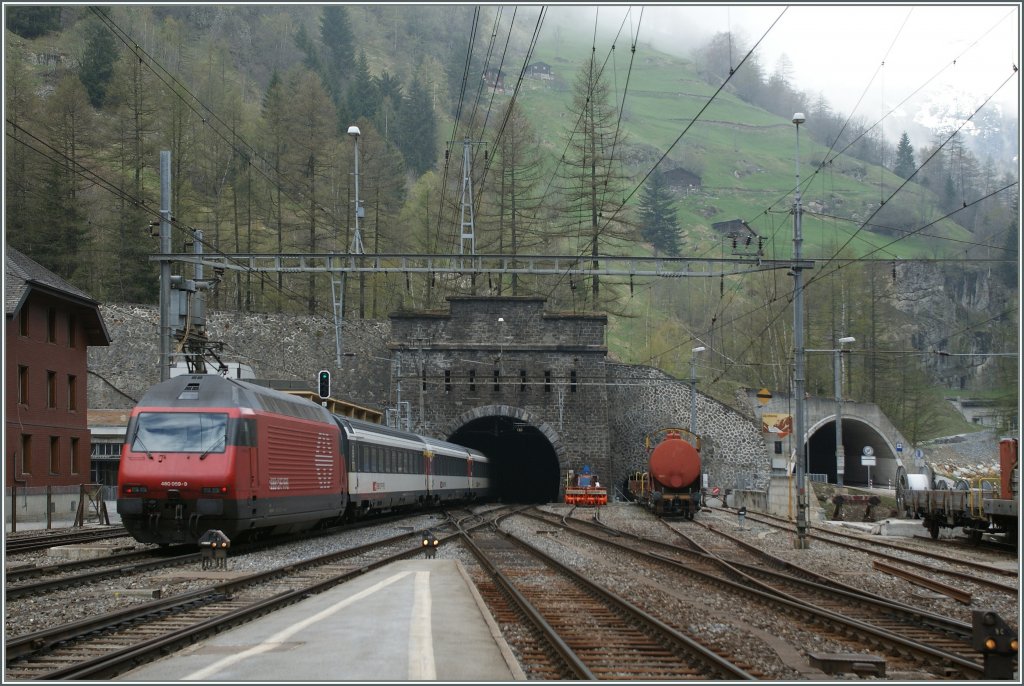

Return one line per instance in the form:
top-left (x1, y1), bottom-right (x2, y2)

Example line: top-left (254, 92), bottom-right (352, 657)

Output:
top-left (347, 126), bottom-right (365, 321)
top-left (690, 346), bottom-right (705, 435)
top-left (791, 112), bottom-right (809, 549)
top-left (833, 336), bottom-right (855, 486)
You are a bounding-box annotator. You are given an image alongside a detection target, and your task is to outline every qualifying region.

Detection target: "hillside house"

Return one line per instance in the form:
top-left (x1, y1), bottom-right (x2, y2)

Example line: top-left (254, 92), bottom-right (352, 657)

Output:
top-left (5, 247), bottom-right (111, 494)
top-left (482, 67), bottom-right (506, 90)
top-left (526, 61), bottom-right (552, 79)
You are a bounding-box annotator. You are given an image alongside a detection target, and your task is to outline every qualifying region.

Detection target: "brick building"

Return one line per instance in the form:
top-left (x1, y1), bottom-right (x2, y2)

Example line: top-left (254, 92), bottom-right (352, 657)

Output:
top-left (5, 247), bottom-right (111, 489)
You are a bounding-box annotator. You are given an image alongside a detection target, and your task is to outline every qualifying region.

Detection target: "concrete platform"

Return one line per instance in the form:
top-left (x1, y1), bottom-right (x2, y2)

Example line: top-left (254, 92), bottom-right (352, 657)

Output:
top-left (47, 542), bottom-right (137, 561)
top-left (116, 558), bottom-right (525, 682)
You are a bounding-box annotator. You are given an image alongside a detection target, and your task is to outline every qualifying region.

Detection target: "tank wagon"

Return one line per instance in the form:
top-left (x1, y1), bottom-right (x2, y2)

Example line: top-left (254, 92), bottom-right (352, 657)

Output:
top-left (627, 428), bottom-right (702, 518)
top-left (117, 375), bottom-right (490, 545)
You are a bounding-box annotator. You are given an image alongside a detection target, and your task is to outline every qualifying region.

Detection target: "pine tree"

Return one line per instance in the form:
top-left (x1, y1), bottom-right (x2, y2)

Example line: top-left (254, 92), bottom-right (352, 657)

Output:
top-left (396, 68), bottom-right (437, 176)
top-left (638, 169), bottom-right (682, 256)
top-left (554, 54), bottom-right (636, 307)
top-left (79, 14), bottom-right (119, 108)
top-left (893, 132), bottom-right (915, 179)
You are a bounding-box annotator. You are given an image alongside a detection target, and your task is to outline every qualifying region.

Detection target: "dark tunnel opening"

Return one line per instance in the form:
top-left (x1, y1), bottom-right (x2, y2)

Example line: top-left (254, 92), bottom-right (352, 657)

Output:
top-left (448, 415), bottom-right (560, 503)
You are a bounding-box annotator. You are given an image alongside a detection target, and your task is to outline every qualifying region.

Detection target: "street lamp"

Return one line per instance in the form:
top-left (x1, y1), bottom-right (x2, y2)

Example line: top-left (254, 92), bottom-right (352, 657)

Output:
top-left (347, 125), bottom-right (365, 323)
top-left (791, 112), bottom-right (809, 550)
top-left (834, 336), bottom-right (855, 486)
top-left (347, 126), bottom-right (364, 254)
top-left (690, 346), bottom-right (705, 435)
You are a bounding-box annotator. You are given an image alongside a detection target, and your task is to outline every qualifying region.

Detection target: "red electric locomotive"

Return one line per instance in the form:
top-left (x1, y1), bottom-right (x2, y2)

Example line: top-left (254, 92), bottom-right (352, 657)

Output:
top-left (628, 428), bottom-right (702, 518)
top-left (117, 374), bottom-right (490, 545)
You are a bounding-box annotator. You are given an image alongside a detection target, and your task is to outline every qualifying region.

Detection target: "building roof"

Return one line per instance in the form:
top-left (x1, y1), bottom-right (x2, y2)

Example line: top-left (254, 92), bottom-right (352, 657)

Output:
top-left (5, 246), bottom-right (111, 345)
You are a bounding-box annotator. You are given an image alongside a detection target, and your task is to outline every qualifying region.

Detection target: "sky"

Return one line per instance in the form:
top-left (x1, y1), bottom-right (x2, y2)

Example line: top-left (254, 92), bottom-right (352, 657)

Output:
top-left (550, 3), bottom-right (1020, 136)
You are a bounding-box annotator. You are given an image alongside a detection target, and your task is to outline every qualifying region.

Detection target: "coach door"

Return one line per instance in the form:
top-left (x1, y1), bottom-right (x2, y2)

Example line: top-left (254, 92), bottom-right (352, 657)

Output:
top-left (423, 450), bottom-right (434, 495)
top-left (467, 452), bottom-right (475, 490)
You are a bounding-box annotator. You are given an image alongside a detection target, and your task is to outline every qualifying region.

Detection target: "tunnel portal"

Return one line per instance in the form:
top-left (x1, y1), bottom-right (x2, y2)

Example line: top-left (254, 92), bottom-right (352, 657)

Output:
top-left (448, 415), bottom-right (561, 503)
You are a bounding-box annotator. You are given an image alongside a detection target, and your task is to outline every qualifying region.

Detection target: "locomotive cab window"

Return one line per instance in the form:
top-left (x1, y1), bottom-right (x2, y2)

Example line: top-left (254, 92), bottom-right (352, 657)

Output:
top-left (130, 412), bottom-right (228, 454)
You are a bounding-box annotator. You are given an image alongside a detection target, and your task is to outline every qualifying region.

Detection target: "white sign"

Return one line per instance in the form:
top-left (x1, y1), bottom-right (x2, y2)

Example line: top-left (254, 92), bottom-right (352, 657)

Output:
top-left (896, 442), bottom-right (903, 452)
top-left (861, 455), bottom-right (876, 466)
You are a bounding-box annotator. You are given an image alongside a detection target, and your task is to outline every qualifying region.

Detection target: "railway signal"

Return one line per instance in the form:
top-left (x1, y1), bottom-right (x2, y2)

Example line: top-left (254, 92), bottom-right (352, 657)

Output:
top-left (318, 370), bottom-right (331, 399)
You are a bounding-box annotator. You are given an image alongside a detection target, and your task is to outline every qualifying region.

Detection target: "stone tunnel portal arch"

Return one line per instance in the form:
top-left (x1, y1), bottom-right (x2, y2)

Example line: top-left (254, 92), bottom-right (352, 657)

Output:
top-left (807, 416), bottom-right (900, 488)
top-left (446, 408), bottom-right (562, 504)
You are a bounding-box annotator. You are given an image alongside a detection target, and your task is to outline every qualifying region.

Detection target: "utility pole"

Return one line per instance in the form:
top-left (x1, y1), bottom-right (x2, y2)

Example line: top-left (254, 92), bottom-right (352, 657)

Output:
top-left (791, 113), bottom-right (809, 550)
top-left (159, 150), bottom-right (172, 382)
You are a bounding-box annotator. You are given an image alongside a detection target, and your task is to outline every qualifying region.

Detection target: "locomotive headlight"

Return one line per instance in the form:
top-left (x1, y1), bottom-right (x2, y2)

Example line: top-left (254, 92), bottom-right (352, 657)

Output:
top-left (432, 538), bottom-right (439, 547)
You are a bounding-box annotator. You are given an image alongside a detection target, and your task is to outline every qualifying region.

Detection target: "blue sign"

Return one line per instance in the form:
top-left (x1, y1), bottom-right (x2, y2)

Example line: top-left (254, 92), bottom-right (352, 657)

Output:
top-left (896, 442), bottom-right (903, 452)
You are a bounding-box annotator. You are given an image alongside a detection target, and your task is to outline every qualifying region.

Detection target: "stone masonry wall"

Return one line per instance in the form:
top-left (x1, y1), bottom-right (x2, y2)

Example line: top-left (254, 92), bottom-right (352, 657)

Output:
top-left (389, 297), bottom-right (610, 477)
top-left (607, 363), bottom-right (769, 498)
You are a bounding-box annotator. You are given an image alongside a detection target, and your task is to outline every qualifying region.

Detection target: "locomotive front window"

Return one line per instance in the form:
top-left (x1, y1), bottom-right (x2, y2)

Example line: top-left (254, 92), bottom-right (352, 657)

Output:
top-left (131, 413), bottom-right (229, 454)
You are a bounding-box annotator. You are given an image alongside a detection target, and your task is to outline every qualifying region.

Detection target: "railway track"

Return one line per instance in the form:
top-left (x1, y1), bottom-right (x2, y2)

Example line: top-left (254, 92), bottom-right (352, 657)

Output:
top-left (4, 526), bottom-right (443, 680)
top-left (719, 507), bottom-right (1018, 592)
top-left (522, 507), bottom-right (993, 680)
top-left (455, 509), bottom-right (757, 680)
top-left (4, 526), bottom-right (130, 555)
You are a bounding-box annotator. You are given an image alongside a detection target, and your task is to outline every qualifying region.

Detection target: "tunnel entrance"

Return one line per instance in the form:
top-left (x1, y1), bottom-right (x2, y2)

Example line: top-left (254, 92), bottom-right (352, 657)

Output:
top-left (807, 418), bottom-right (895, 487)
top-left (448, 415), bottom-right (560, 503)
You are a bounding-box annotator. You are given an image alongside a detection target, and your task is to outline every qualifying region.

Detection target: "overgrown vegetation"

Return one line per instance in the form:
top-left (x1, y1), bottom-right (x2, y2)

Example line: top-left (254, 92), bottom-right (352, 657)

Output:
top-left (4, 5), bottom-right (1017, 440)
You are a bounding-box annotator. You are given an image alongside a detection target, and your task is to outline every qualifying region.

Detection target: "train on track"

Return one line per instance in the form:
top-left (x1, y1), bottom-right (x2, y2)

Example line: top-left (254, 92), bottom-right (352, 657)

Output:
top-left (900, 436), bottom-right (1018, 543)
top-left (626, 428), bottom-right (702, 518)
top-left (563, 464), bottom-right (608, 506)
top-left (117, 374), bottom-right (491, 545)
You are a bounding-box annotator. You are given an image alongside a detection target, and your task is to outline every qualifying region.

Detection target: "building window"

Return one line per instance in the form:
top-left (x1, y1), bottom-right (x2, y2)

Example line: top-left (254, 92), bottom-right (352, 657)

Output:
top-left (544, 370), bottom-right (552, 393)
top-left (20, 434), bottom-right (31, 475)
top-left (444, 370), bottom-right (451, 393)
top-left (47, 308), bottom-right (56, 343)
top-left (47, 371), bottom-right (57, 408)
top-left (67, 314), bottom-right (77, 347)
top-left (68, 374), bottom-right (78, 411)
top-left (71, 437), bottom-right (80, 474)
top-left (19, 307), bottom-right (29, 336)
top-left (520, 370), bottom-right (527, 392)
top-left (493, 368), bottom-right (500, 392)
top-left (421, 369), bottom-right (427, 392)
top-left (18, 366), bottom-right (29, 405)
top-left (49, 436), bottom-right (60, 475)
top-left (469, 369), bottom-right (476, 392)
top-left (570, 370), bottom-right (578, 393)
